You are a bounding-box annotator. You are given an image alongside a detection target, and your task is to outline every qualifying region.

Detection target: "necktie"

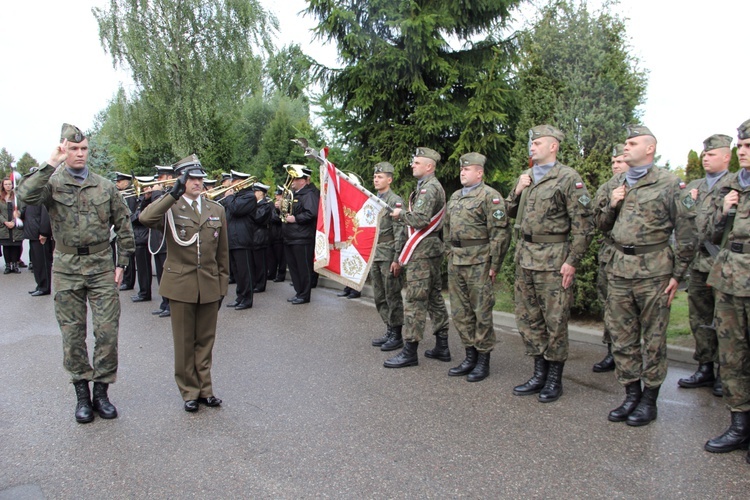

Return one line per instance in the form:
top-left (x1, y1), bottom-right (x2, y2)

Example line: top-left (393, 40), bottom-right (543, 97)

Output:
top-left (191, 200), bottom-right (200, 217)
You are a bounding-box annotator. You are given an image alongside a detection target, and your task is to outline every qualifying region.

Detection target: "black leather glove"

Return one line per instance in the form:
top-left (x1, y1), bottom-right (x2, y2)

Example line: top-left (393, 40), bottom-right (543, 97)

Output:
top-left (169, 171), bottom-right (189, 200)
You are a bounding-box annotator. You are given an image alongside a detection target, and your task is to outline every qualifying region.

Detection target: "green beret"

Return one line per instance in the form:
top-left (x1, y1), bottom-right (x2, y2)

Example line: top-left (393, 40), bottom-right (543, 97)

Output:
top-left (414, 147), bottom-right (441, 163)
top-left (459, 152), bottom-right (486, 168)
top-left (529, 125), bottom-right (564, 143)
top-left (625, 124), bottom-right (655, 139)
top-left (374, 161), bottom-right (395, 174)
top-left (737, 119), bottom-right (750, 140)
top-left (61, 123), bottom-right (85, 143)
top-left (611, 144), bottom-right (625, 157)
top-left (703, 134), bottom-right (733, 152)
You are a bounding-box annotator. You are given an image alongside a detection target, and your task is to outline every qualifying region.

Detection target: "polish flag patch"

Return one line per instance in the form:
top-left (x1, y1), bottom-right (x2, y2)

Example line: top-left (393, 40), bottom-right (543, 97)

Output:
top-left (575, 182), bottom-right (584, 189)
top-left (492, 198), bottom-right (501, 204)
top-left (420, 189), bottom-right (427, 194)
top-left (395, 203), bottom-right (402, 208)
top-left (679, 182), bottom-right (686, 189)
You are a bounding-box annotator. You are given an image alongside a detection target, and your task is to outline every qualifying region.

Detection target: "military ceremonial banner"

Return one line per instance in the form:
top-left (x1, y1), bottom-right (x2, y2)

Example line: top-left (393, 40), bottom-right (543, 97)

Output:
top-left (314, 149), bottom-right (388, 290)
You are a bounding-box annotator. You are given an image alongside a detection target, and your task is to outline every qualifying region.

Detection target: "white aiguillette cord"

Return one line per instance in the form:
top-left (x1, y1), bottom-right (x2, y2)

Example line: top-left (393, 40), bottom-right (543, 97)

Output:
top-left (166, 207), bottom-right (200, 247)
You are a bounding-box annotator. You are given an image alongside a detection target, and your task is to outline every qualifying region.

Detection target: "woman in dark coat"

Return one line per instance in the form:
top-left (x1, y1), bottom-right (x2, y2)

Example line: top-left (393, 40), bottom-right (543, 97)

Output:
top-left (0, 178), bottom-right (25, 273)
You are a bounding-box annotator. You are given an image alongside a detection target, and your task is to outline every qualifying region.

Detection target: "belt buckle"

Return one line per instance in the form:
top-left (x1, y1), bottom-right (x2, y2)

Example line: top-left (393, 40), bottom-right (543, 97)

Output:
top-left (451, 240), bottom-right (462, 248)
top-left (622, 245), bottom-right (636, 256)
top-left (77, 247), bottom-right (90, 256)
top-left (731, 242), bottom-right (743, 253)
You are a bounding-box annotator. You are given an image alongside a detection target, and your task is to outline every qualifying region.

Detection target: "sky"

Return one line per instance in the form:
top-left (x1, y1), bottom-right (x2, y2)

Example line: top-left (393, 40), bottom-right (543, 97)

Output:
top-left (0, 0), bottom-right (747, 170)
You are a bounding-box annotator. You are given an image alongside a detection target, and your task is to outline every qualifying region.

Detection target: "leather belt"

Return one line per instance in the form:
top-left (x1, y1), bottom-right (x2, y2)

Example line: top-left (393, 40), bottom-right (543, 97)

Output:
top-left (613, 241), bottom-right (669, 256)
top-left (56, 241), bottom-right (110, 256)
top-left (523, 233), bottom-right (568, 243)
top-left (451, 238), bottom-right (489, 248)
top-left (378, 234), bottom-right (395, 243)
top-left (730, 241), bottom-right (750, 254)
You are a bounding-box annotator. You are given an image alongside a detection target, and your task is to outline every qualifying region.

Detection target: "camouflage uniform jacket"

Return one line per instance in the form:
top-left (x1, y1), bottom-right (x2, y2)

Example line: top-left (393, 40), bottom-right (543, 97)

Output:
top-left (687, 172), bottom-right (732, 273)
top-left (707, 172), bottom-right (750, 296)
top-left (594, 182), bottom-right (616, 265)
top-left (594, 167), bottom-right (696, 281)
top-left (373, 189), bottom-right (406, 263)
top-left (506, 162), bottom-right (593, 271)
top-left (400, 174), bottom-right (445, 260)
top-left (16, 162), bottom-right (135, 275)
top-left (444, 182), bottom-right (511, 273)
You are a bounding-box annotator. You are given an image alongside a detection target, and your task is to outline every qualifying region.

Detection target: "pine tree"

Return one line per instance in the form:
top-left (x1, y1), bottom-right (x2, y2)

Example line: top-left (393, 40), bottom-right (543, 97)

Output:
top-left (684, 150), bottom-right (703, 183)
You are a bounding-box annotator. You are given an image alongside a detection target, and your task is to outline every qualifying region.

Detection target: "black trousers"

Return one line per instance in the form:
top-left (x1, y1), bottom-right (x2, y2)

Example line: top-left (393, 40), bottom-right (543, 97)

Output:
top-left (252, 248), bottom-right (267, 291)
top-left (285, 243), bottom-right (314, 302)
top-left (153, 252), bottom-right (169, 310)
top-left (267, 240), bottom-right (286, 280)
top-left (229, 248), bottom-right (254, 306)
top-left (2, 245), bottom-right (21, 266)
top-left (29, 240), bottom-right (53, 292)
top-left (134, 245), bottom-right (153, 298)
top-left (122, 253), bottom-right (136, 288)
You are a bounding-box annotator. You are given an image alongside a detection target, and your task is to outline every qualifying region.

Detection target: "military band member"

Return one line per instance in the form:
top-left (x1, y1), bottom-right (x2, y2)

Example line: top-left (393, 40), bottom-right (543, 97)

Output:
top-left (595, 125), bottom-right (696, 426)
top-left (385, 147), bottom-right (450, 368)
top-left (508, 125), bottom-right (593, 402)
top-left (250, 183), bottom-right (273, 293)
top-left (130, 175), bottom-right (155, 303)
top-left (139, 156), bottom-right (229, 412)
top-left (679, 134), bottom-right (733, 396)
top-left (704, 119), bottom-right (750, 460)
top-left (444, 153), bottom-right (511, 382)
top-left (148, 165), bottom-right (175, 317)
top-left (202, 178), bottom-right (217, 192)
top-left (224, 170), bottom-right (257, 310)
top-left (282, 165), bottom-right (319, 305)
top-left (115, 172), bottom-right (137, 291)
top-left (17, 123), bottom-right (135, 423)
top-left (267, 185), bottom-right (286, 282)
top-left (368, 162), bottom-right (406, 351)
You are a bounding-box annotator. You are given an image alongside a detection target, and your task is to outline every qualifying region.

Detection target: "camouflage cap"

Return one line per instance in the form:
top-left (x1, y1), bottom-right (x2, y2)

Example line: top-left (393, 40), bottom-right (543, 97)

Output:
top-left (414, 147), bottom-right (441, 163)
top-left (625, 124), bottom-right (655, 139)
top-left (530, 124), bottom-right (564, 143)
top-left (374, 161), bottom-right (395, 174)
top-left (612, 144), bottom-right (625, 157)
top-left (703, 134), bottom-right (733, 152)
top-left (459, 152), bottom-right (486, 168)
top-left (61, 123), bottom-right (85, 143)
top-left (737, 119), bottom-right (750, 140)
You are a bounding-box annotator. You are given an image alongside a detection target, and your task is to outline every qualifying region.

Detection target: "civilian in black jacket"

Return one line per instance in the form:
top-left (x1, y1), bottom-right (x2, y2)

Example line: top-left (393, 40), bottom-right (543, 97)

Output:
top-left (22, 175), bottom-right (53, 296)
top-left (282, 165), bottom-right (319, 305)
top-left (250, 183), bottom-right (273, 292)
top-left (223, 171), bottom-right (257, 310)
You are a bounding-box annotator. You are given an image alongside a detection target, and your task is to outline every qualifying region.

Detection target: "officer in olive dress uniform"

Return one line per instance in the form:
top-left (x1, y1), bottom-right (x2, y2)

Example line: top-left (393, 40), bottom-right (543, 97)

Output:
top-left (114, 172), bottom-right (137, 291)
top-left (17, 123), bottom-right (134, 424)
top-left (385, 147), bottom-right (450, 368)
top-left (507, 125), bottom-right (593, 403)
top-left (444, 153), bottom-right (511, 382)
top-left (678, 134), bottom-right (733, 396)
top-left (704, 119), bottom-right (750, 461)
top-left (139, 155), bottom-right (229, 412)
top-left (594, 125), bottom-right (696, 426)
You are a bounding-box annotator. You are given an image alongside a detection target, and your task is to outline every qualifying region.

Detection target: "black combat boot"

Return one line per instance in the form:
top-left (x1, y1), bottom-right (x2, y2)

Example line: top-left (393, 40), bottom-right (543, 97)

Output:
top-left (424, 334), bottom-right (451, 362)
top-left (678, 362), bottom-right (715, 388)
top-left (705, 411), bottom-right (750, 453)
top-left (538, 361), bottom-right (564, 402)
top-left (372, 325), bottom-right (391, 347)
top-left (713, 367), bottom-right (723, 397)
top-left (592, 344), bottom-right (615, 373)
top-left (73, 380), bottom-right (94, 424)
top-left (448, 347), bottom-right (478, 377)
top-left (380, 325), bottom-right (403, 352)
top-left (513, 356), bottom-right (549, 396)
top-left (626, 385), bottom-right (660, 426)
top-left (608, 381), bottom-right (642, 422)
top-left (467, 351), bottom-right (491, 382)
top-left (383, 341), bottom-right (418, 368)
top-left (92, 382), bottom-right (118, 419)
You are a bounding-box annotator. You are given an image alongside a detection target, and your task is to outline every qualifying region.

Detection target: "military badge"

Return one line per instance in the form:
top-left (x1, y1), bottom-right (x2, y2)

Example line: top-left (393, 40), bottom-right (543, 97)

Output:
top-left (492, 209), bottom-right (505, 220)
top-left (214, 231), bottom-right (219, 238)
top-left (578, 194), bottom-right (591, 207)
top-left (682, 195), bottom-right (695, 209)
top-left (416, 199), bottom-right (424, 208)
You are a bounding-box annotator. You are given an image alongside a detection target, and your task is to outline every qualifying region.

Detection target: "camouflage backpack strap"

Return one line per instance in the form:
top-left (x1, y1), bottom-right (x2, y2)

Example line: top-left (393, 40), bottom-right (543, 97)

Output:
top-left (513, 168), bottom-right (533, 239)
top-left (720, 207), bottom-right (737, 249)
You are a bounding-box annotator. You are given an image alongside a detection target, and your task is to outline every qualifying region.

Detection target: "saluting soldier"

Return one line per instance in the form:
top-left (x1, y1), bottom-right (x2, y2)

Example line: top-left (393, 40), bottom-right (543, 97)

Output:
top-left (17, 123), bottom-right (134, 423)
top-left (385, 147), bottom-right (450, 368)
top-left (507, 125), bottom-right (593, 403)
top-left (444, 153), bottom-right (511, 382)
top-left (678, 134), bottom-right (733, 396)
top-left (594, 125), bottom-right (696, 426)
top-left (139, 155), bottom-right (229, 413)
top-left (368, 162), bottom-right (407, 352)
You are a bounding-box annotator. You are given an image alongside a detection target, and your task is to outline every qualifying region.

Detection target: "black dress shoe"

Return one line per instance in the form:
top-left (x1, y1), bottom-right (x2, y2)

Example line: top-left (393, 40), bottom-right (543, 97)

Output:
top-left (336, 289), bottom-right (350, 297)
top-left (159, 309), bottom-right (171, 318)
top-left (226, 301), bottom-right (238, 307)
top-left (235, 302), bottom-right (252, 310)
top-left (346, 291), bottom-right (361, 299)
top-left (273, 277), bottom-right (285, 282)
top-left (28, 289), bottom-right (39, 294)
top-left (199, 396), bottom-right (222, 407)
top-left (287, 296), bottom-right (300, 302)
top-left (119, 285), bottom-right (133, 291)
top-left (131, 296), bottom-right (151, 302)
top-left (253, 287), bottom-right (265, 293)
top-left (151, 308), bottom-right (165, 315)
top-left (18, 260), bottom-right (27, 268)
top-left (291, 297), bottom-right (309, 305)
top-left (228, 278), bottom-right (236, 284)
top-left (30, 290), bottom-right (50, 296)
top-left (184, 400), bottom-right (199, 412)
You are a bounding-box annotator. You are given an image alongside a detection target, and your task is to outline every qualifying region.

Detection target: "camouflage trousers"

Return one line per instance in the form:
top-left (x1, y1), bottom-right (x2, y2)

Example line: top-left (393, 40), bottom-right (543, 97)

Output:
top-left (54, 271), bottom-right (121, 384)
top-left (403, 256), bottom-right (449, 343)
top-left (596, 260), bottom-right (612, 344)
top-left (369, 260), bottom-right (404, 327)
top-left (448, 260), bottom-right (495, 353)
top-left (605, 275), bottom-right (670, 388)
top-left (687, 269), bottom-right (718, 363)
top-left (714, 291), bottom-right (750, 412)
top-left (514, 268), bottom-right (572, 362)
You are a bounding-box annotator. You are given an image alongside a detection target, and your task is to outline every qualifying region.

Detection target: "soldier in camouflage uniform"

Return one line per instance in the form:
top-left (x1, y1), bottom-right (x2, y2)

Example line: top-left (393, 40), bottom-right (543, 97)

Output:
top-left (16, 123), bottom-right (135, 424)
top-left (384, 147), bottom-right (450, 368)
top-left (678, 134), bottom-right (733, 396)
top-left (507, 125), bottom-right (593, 403)
top-left (368, 162), bottom-right (407, 352)
top-left (704, 119), bottom-right (750, 460)
top-left (594, 125), bottom-right (696, 427)
top-left (592, 144), bottom-right (629, 373)
top-left (444, 153), bottom-right (511, 382)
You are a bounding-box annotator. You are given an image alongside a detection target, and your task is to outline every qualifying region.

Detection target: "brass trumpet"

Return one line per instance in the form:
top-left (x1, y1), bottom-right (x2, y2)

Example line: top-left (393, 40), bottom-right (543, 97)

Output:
top-left (280, 164), bottom-right (304, 222)
top-left (204, 176), bottom-right (257, 200)
top-left (122, 177), bottom-right (178, 198)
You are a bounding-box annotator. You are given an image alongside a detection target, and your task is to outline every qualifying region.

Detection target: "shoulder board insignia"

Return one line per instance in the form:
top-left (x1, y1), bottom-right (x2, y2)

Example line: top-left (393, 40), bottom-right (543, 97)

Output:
top-left (420, 189), bottom-right (427, 194)
top-left (679, 182), bottom-right (686, 189)
top-left (575, 182), bottom-right (584, 189)
top-left (492, 198), bottom-right (500, 204)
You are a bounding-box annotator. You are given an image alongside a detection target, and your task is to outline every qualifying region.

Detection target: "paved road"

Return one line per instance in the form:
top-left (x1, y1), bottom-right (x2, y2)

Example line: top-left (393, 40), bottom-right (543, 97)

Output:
top-left (1, 267), bottom-right (748, 498)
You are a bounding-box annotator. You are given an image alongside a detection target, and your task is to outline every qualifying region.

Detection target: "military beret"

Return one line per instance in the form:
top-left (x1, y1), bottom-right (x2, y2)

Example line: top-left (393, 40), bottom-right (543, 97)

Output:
top-left (611, 144), bottom-right (625, 157)
top-left (625, 124), bottom-right (655, 139)
top-left (285, 164), bottom-right (311, 179)
top-left (459, 152), bottom-right (486, 168)
top-left (134, 175), bottom-right (153, 183)
top-left (737, 119), bottom-right (750, 140)
top-left (529, 125), bottom-right (564, 143)
top-left (60, 123), bottom-right (85, 143)
top-left (173, 154), bottom-right (206, 178)
top-left (114, 172), bottom-right (132, 182)
top-left (230, 169), bottom-right (251, 180)
top-left (374, 161), bottom-right (395, 174)
top-left (253, 182), bottom-right (270, 192)
top-left (703, 134), bottom-right (733, 152)
top-left (203, 179), bottom-right (217, 187)
top-left (414, 147), bottom-right (441, 163)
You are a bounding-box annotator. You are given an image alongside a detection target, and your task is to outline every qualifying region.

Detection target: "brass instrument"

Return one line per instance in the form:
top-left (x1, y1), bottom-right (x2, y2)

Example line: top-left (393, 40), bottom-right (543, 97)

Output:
top-left (280, 164), bottom-right (303, 222)
top-left (204, 176), bottom-right (257, 200)
top-left (122, 177), bottom-right (178, 198)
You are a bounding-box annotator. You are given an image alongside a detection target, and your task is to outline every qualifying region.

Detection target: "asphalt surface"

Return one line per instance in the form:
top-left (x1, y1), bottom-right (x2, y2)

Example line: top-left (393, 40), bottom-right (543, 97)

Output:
top-left (1, 265), bottom-right (749, 499)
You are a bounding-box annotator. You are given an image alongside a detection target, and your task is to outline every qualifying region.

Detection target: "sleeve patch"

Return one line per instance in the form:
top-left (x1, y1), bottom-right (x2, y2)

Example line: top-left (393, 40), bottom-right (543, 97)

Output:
top-left (578, 194), bottom-right (591, 207)
top-left (679, 182), bottom-right (686, 189)
top-left (682, 195), bottom-right (695, 209)
top-left (575, 182), bottom-right (584, 189)
top-left (492, 209), bottom-right (505, 220)
top-left (492, 198), bottom-right (501, 204)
